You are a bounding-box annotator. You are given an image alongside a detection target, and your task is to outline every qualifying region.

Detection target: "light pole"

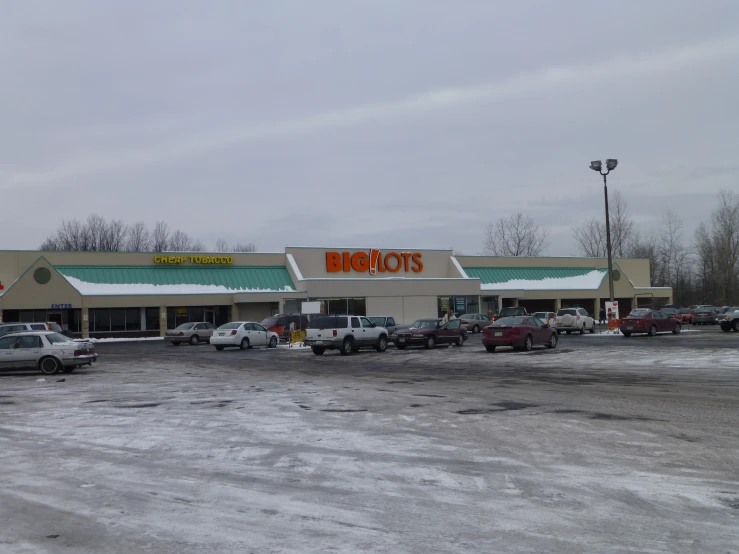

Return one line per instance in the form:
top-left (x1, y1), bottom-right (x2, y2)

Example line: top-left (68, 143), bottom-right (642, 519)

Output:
top-left (589, 159), bottom-right (618, 302)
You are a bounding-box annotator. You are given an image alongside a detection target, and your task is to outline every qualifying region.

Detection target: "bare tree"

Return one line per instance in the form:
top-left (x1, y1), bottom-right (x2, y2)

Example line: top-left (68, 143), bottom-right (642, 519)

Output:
top-left (572, 191), bottom-right (634, 258)
top-left (232, 242), bottom-right (257, 252)
top-left (126, 222), bottom-right (151, 251)
top-left (572, 218), bottom-right (607, 257)
top-left (628, 229), bottom-right (662, 286)
top-left (151, 221), bottom-right (170, 252)
top-left (103, 219), bottom-right (128, 251)
top-left (168, 229), bottom-right (195, 251)
top-left (190, 239), bottom-right (206, 252)
top-left (483, 212), bottom-right (549, 256)
top-left (711, 190), bottom-right (739, 303)
top-left (659, 210), bottom-right (691, 301)
top-left (215, 239), bottom-right (230, 252)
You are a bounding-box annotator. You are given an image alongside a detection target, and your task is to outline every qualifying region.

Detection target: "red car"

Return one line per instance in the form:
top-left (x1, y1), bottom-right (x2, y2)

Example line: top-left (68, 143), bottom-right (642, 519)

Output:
top-left (619, 309), bottom-right (682, 337)
top-left (481, 316), bottom-right (558, 352)
top-left (678, 308), bottom-right (694, 324)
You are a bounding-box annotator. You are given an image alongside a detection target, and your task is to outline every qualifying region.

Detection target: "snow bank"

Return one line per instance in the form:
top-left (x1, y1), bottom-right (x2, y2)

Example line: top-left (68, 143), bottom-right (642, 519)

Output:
top-left (480, 270), bottom-right (606, 291)
top-left (87, 337), bottom-right (164, 343)
top-left (62, 275), bottom-right (295, 296)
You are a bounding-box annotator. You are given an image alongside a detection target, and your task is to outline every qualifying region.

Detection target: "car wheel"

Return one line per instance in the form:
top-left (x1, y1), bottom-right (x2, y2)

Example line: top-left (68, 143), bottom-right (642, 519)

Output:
top-left (455, 334), bottom-right (464, 347)
top-left (733, 320), bottom-right (739, 332)
top-left (396, 344), bottom-right (407, 350)
top-left (622, 332), bottom-right (631, 337)
top-left (589, 323), bottom-right (595, 334)
top-left (375, 336), bottom-right (388, 352)
top-left (269, 336), bottom-right (278, 348)
top-left (473, 325), bottom-right (480, 334)
top-left (189, 335), bottom-right (199, 346)
top-left (545, 333), bottom-right (558, 349)
top-left (522, 335), bottom-right (533, 352)
top-left (312, 346), bottom-right (325, 355)
top-left (485, 345), bottom-right (496, 353)
top-left (648, 325), bottom-right (657, 336)
top-left (672, 324), bottom-right (681, 334)
top-left (240, 338), bottom-right (249, 350)
top-left (580, 325), bottom-right (586, 335)
top-left (425, 335), bottom-right (436, 349)
top-left (39, 356), bottom-right (59, 375)
top-left (215, 346), bottom-right (224, 351)
top-left (340, 339), bottom-right (354, 356)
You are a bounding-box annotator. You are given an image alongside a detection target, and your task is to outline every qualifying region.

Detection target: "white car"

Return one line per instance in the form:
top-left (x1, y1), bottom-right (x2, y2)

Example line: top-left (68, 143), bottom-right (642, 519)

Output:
top-left (210, 321), bottom-right (279, 351)
top-left (0, 331), bottom-right (97, 374)
top-left (555, 308), bottom-right (595, 334)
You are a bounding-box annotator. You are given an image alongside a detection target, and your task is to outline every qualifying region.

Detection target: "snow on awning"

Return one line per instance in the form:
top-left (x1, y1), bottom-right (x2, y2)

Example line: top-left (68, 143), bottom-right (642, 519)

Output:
top-left (464, 267), bottom-right (608, 291)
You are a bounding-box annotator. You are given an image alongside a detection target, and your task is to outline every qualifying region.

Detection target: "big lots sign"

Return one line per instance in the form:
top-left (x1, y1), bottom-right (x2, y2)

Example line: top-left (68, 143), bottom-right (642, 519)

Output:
top-left (326, 249), bottom-right (423, 274)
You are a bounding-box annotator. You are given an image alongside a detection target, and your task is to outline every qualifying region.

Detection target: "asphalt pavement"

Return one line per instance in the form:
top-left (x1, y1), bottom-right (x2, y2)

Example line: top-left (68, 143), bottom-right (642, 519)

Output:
top-left (0, 326), bottom-right (737, 553)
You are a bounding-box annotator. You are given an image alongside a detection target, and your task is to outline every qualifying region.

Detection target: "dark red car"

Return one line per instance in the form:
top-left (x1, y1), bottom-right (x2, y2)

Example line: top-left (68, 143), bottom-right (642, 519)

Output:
top-left (619, 309), bottom-right (682, 337)
top-left (392, 318), bottom-right (467, 349)
top-left (481, 316), bottom-right (558, 352)
top-left (678, 308), bottom-right (694, 324)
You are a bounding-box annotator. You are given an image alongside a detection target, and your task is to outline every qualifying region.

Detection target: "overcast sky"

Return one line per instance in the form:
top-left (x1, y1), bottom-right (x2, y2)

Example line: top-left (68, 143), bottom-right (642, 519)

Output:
top-left (2, 1), bottom-right (739, 255)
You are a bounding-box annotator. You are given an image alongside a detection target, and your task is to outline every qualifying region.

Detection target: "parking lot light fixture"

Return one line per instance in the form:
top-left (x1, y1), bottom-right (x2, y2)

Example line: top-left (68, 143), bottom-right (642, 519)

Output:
top-left (589, 159), bottom-right (619, 303)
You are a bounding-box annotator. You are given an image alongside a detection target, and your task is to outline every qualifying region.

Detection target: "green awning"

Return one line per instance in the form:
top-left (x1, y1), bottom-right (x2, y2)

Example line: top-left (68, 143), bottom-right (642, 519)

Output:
top-left (55, 265), bottom-right (296, 295)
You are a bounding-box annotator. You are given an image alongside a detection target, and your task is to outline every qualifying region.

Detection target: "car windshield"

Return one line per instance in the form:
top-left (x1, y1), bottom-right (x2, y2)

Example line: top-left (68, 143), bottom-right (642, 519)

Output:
top-left (218, 322), bottom-right (242, 330)
top-left (533, 312), bottom-right (547, 319)
top-left (557, 309), bottom-right (577, 316)
top-left (45, 332), bottom-right (70, 344)
top-left (459, 314), bottom-right (474, 319)
top-left (410, 320), bottom-right (439, 329)
top-left (697, 308), bottom-right (714, 313)
top-left (261, 317), bottom-right (280, 327)
top-left (661, 308), bottom-right (677, 314)
top-left (367, 317), bottom-right (386, 326)
top-left (176, 323), bottom-right (196, 330)
top-left (679, 308), bottom-right (692, 314)
top-left (48, 323), bottom-right (64, 332)
top-left (500, 308), bottom-right (525, 316)
top-left (491, 317), bottom-right (527, 326)
top-left (629, 309), bottom-right (651, 317)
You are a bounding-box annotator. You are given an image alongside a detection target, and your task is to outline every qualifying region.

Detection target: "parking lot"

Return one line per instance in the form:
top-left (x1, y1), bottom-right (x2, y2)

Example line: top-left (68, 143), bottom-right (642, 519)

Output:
top-left (1, 328), bottom-right (738, 553)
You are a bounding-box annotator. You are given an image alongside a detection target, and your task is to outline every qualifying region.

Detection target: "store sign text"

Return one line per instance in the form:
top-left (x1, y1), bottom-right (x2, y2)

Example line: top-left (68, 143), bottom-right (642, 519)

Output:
top-left (50, 304), bottom-right (73, 309)
top-left (154, 255), bottom-right (233, 265)
top-left (326, 250), bottom-right (423, 274)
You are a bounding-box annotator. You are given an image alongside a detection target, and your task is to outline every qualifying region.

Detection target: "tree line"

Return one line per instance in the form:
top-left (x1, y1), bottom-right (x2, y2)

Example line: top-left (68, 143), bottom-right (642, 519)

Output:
top-left (482, 190), bottom-right (739, 306)
top-left (39, 214), bottom-right (257, 253)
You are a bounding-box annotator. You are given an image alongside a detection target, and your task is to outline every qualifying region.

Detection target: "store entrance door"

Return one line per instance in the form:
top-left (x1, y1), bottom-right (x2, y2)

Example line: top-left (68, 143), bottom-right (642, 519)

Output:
top-left (204, 309), bottom-right (215, 325)
top-left (47, 311), bottom-right (62, 326)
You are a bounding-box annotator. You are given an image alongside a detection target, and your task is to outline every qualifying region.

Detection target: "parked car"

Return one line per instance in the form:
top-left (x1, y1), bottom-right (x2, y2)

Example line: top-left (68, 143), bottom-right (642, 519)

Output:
top-left (210, 322), bottom-right (279, 351)
top-left (260, 314), bottom-right (310, 341)
top-left (366, 316), bottom-right (407, 335)
top-left (533, 311), bottom-right (557, 325)
top-left (0, 321), bottom-right (71, 338)
top-left (660, 307), bottom-right (683, 323)
top-left (482, 315), bottom-right (558, 352)
top-left (693, 307), bottom-right (718, 325)
top-left (166, 322), bottom-right (216, 345)
top-left (457, 313), bottom-right (492, 334)
top-left (305, 315), bottom-right (388, 356)
top-left (619, 309), bottom-right (682, 337)
top-left (678, 308), bottom-right (694, 324)
top-left (717, 307), bottom-right (739, 331)
top-left (0, 331), bottom-right (97, 374)
top-left (499, 307), bottom-right (527, 317)
top-left (391, 318), bottom-right (467, 349)
top-left (555, 307), bottom-right (595, 335)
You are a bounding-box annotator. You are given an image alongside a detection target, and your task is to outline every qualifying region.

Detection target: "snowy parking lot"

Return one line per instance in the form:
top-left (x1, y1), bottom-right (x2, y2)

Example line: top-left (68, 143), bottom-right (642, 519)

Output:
top-left (1, 329), bottom-right (738, 553)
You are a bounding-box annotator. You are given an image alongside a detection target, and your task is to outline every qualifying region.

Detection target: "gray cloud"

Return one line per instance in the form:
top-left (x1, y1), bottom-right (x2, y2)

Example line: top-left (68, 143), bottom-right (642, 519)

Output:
top-left (2, 1), bottom-right (738, 255)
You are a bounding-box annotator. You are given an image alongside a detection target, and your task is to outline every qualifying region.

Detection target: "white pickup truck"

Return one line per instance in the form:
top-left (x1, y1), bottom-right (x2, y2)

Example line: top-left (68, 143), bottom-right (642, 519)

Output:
top-left (305, 315), bottom-right (389, 356)
top-left (555, 307), bottom-right (595, 334)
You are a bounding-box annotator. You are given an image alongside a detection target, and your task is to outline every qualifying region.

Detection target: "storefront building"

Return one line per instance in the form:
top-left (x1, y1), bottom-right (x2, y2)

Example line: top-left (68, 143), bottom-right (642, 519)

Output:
top-left (0, 247), bottom-right (671, 338)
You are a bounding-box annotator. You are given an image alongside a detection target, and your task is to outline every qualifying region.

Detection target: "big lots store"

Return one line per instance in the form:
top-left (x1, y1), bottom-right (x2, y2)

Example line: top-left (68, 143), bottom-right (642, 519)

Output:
top-left (0, 247), bottom-right (671, 338)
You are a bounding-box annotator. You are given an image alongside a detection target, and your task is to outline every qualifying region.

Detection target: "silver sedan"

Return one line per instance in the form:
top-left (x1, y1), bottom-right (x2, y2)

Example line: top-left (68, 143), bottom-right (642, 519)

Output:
top-left (0, 331), bottom-right (97, 375)
top-left (166, 322), bottom-right (217, 345)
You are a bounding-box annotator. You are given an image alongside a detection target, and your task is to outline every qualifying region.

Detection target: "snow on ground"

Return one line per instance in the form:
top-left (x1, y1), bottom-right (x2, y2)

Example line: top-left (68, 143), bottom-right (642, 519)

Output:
top-left (86, 336), bottom-right (164, 343)
top-left (480, 269), bottom-right (606, 291)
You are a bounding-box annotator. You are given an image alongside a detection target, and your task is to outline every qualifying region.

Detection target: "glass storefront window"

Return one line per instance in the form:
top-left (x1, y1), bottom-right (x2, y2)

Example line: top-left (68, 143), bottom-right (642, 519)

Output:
top-left (189, 306), bottom-right (204, 322)
top-left (146, 308), bottom-right (160, 331)
top-left (110, 309), bottom-right (126, 332)
top-left (310, 298), bottom-right (367, 316)
top-left (125, 308), bottom-right (140, 331)
top-left (93, 309), bottom-right (111, 332)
